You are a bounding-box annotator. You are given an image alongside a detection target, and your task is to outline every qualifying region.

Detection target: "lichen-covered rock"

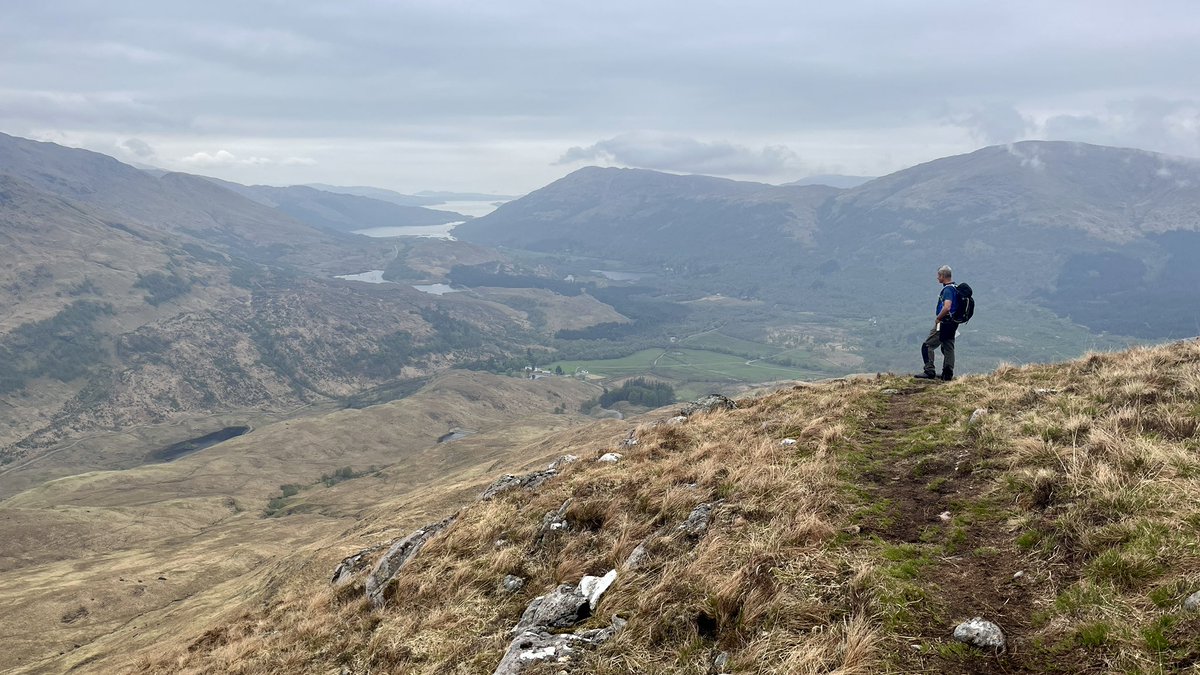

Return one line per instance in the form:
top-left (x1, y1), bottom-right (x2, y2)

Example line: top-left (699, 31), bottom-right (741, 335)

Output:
top-left (953, 617), bottom-right (1006, 650)
top-left (502, 575), bottom-right (526, 593)
top-left (668, 415), bottom-right (688, 424)
top-left (493, 617), bottom-right (626, 675)
top-left (537, 498), bottom-right (573, 543)
top-left (676, 502), bottom-right (719, 538)
top-left (679, 394), bottom-right (737, 417)
top-left (480, 469), bottom-right (558, 500)
top-left (364, 515), bottom-right (456, 607)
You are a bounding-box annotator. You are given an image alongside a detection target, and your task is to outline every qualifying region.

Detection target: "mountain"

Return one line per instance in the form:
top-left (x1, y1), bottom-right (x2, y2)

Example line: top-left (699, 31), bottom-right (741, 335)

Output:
top-left (305, 183), bottom-right (441, 206)
top-left (415, 190), bottom-right (518, 201)
top-left (453, 166), bottom-right (838, 270)
top-left (785, 174), bottom-right (875, 189)
top-left (202, 179), bottom-right (469, 233)
top-left (15, 339), bottom-right (1197, 673)
top-left (0, 134), bottom-right (534, 468)
top-left (455, 142), bottom-right (1200, 339)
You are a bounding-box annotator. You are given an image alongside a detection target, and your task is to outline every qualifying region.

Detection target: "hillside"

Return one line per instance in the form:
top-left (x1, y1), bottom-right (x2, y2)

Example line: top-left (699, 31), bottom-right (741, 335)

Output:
top-left (455, 142), bottom-right (1200, 341)
top-left (41, 339), bottom-right (1195, 674)
top-left (203, 179), bottom-right (469, 234)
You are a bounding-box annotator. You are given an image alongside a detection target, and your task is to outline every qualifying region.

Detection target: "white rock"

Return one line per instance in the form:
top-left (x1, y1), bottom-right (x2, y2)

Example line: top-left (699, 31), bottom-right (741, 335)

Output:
top-left (938, 511), bottom-right (952, 522)
top-left (549, 454), bottom-right (579, 469)
top-left (668, 415), bottom-right (688, 424)
top-left (968, 408), bottom-right (988, 427)
top-left (881, 389), bottom-right (900, 395)
top-left (780, 438), bottom-right (798, 446)
top-left (578, 569), bottom-right (618, 610)
top-left (953, 617), bottom-right (1005, 650)
top-left (598, 452), bottom-right (623, 463)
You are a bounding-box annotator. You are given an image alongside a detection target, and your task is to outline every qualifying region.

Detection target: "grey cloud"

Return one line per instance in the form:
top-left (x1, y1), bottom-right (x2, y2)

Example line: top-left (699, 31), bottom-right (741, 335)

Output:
top-left (558, 133), bottom-right (799, 176)
top-left (949, 104), bottom-right (1035, 144)
top-left (120, 137), bottom-right (155, 158)
top-left (1043, 98), bottom-right (1200, 156)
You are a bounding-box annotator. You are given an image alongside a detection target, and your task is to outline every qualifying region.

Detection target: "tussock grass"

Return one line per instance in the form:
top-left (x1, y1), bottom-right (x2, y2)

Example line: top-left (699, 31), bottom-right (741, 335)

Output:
top-left (136, 340), bottom-right (1200, 674)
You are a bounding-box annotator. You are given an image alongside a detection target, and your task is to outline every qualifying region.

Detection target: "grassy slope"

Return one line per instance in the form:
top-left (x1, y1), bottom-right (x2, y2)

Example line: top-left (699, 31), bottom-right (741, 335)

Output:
top-left (0, 372), bottom-right (602, 674)
top-left (128, 339), bottom-right (1200, 674)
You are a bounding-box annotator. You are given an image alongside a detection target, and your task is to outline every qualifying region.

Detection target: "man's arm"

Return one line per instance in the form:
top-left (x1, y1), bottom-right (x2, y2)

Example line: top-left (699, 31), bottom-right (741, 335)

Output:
top-left (935, 298), bottom-right (952, 325)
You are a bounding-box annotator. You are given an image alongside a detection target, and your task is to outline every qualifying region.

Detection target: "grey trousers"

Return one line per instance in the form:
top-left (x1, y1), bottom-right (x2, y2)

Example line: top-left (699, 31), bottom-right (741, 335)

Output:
top-left (921, 325), bottom-right (955, 375)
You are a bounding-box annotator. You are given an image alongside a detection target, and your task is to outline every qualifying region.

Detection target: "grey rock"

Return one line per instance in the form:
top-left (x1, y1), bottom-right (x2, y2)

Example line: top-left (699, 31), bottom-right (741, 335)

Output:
top-left (668, 415), bottom-right (689, 424)
top-left (1184, 590), bottom-right (1200, 612)
top-left (953, 617), bottom-right (1006, 650)
top-left (364, 514), bottom-right (456, 607)
top-left (330, 541), bottom-right (391, 586)
top-left (714, 651), bottom-right (730, 670)
top-left (481, 469), bottom-right (558, 500)
top-left (967, 408), bottom-right (988, 427)
top-left (679, 394), bottom-right (737, 417)
top-left (881, 388), bottom-right (900, 395)
top-left (676, 501), bottom-right (719, 538)
top-left (549, 454), bottom-right (579, 470)
top-left (623, 541), bottom-right (650, 571)
top-left (502, 575), bottom-right (526, 593)
top-left (513, 584), bottom-right (591, 633)
top-left (597, 452), bottom-right (623, 463)
top-left (538, 498), bottom-right (572, 541)
top-left (780, 438), bottom-right (797, 446)
top-left (493, 617), bottom-right (626, 675)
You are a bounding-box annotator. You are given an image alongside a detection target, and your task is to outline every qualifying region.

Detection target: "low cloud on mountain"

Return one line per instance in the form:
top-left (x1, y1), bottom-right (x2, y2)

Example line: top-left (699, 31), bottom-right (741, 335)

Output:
top-left (557, 132), bottom-right (799, 176)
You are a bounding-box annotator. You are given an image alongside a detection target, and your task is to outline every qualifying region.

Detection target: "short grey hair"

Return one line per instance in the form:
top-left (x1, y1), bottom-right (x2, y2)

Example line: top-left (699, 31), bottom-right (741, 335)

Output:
top-left (938, 265), bottom-right (952, 279)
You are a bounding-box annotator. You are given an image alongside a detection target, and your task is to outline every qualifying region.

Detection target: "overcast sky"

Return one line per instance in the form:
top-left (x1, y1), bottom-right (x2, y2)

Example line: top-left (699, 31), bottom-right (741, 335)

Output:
top-left (3, 1), bottom-right (1198, 194)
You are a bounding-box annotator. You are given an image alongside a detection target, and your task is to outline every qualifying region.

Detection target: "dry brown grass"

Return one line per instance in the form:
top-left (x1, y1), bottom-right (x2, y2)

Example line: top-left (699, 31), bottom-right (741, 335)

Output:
top-left (133, 340), bottom-right (1200, 674)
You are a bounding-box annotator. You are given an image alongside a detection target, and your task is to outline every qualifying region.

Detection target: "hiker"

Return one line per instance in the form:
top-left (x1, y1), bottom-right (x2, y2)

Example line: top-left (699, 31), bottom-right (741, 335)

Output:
top-left (915, 265), bottom-right (958, 381)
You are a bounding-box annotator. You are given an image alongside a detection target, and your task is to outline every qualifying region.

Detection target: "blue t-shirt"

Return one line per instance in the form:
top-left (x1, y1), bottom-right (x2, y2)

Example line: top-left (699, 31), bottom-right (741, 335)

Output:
top-left (936, 284), bottom-right (958, 316)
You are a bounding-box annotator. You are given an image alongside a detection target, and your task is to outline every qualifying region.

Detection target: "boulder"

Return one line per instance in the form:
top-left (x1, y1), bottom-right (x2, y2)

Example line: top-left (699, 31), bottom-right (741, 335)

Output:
top-left (623, 542), bottom-right (650, 571)
top-left (597, 452), bottom-right (623, 463)
top-left (513, 572), bottom-right (618, 634)
top-left (481, 469), bottom-right (558, 501)
top-left (668, 415), bottom-right (689, 424)
top-left (364, 515), bottom-right (457, 607)
top-left (953, 617), bottom-right (1005, 650)
top-left (493, 617), bottom-right (626, 675)
top-left (679, 394), bottom-right (737, 417)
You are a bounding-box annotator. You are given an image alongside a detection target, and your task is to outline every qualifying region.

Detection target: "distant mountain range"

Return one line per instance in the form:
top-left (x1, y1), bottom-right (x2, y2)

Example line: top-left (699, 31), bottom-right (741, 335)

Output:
top-left (784, 174), bottom-right (875, 189)
top-left (306, 184), bottom-right (517, 206)
top-left (456, 141), bottom-right (1200, 339)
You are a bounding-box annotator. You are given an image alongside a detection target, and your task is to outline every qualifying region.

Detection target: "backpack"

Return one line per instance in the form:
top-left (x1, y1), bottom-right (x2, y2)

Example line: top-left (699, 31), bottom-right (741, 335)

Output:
top-left (950, 283), bottom-right (975, 324)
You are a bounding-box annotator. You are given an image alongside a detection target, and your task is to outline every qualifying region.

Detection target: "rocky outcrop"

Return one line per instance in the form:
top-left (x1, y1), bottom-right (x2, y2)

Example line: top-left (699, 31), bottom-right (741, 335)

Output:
top-left (598, 452), bottom-right (623, 463)
top-left (679, 394), bottom-right (737, 417)
top-left (537, 498), bottom-right (573, 543)
top-left (364, 515), bottom-right (457, 607)
top-left (676, 501), bottom-right (720, 538)
top-left (493, 618), bottom-right (626, 675)
top-left (480, 469), bottom-right (558, 500)
top-left (330, 541), bottom-right (393, 586)
top-left (495, 572), bottom-right (622, 674)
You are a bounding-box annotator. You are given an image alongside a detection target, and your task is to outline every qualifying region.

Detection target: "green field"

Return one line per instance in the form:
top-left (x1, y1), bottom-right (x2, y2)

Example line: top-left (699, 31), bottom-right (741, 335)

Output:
top-left (548, 347), bottom-right (825, 388)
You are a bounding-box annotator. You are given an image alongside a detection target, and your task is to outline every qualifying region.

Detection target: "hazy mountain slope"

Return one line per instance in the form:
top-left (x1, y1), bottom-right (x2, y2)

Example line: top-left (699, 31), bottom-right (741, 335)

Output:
top-left (89, 339), bottom-right (1200, 674)
top-left (785, 174), bottom-right (874, 188)
top-left (0, 133), bottom-right (386, 270)
top-left (305, 183), bottom-right (441, 206)
top-left (453, 167), bottom-right (837, 267)
top-left (204, 179), bottom-right (468, 233)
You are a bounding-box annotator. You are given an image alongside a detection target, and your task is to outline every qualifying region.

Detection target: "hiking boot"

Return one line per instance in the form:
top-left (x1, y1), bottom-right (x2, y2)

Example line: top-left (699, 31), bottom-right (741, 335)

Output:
top-left (941, 369), bottom-right (954, 382)
top-left (913, 372), bottom-right (938, 380)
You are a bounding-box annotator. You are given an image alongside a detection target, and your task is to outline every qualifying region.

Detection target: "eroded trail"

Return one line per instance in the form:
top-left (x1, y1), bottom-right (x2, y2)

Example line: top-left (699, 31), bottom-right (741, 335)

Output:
top-left (854, 385), bottom-right (1041, 674)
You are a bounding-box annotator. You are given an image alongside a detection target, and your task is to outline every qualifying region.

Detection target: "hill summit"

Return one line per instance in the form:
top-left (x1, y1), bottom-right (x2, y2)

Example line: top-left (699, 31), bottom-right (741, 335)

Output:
top-left (125, 340), bottom-right (1200, 674)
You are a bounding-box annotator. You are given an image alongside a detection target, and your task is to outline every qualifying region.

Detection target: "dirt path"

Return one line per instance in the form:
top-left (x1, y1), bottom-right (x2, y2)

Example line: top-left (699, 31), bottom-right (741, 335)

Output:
top-left (856, 385), bottom-right (1041, 673)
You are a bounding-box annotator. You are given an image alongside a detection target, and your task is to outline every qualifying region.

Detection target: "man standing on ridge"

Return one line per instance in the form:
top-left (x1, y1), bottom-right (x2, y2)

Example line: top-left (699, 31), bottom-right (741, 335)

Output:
top-left (915, 265), bottom-right (958, 381)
